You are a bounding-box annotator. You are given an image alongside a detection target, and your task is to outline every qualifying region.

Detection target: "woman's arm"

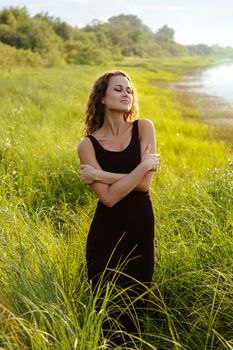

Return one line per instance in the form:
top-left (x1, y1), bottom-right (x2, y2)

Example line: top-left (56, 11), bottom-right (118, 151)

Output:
top-left (78, 137), bottom-right (158, 208)
top-left (135, 119), bottom-right (158, 192)
top-left (79, 119), bottom-right (159, 190)
top-left (80, 164), bottom-right (126, 185)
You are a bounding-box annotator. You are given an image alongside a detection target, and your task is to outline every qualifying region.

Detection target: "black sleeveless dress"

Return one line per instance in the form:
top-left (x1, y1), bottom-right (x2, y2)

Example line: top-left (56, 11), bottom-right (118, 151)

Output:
top-left (86, 120), bottom-right (155, 337)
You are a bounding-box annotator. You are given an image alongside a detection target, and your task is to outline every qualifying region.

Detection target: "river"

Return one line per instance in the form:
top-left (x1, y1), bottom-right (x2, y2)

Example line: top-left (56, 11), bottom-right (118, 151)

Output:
top-left (174, 60), bottom-right (233, 105)
top-left (166, 60), bottom-right (233, 133)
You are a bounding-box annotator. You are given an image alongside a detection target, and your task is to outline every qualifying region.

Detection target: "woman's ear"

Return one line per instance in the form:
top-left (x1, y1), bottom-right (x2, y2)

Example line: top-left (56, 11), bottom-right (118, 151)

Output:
top-left (101, 99), bottom-right (105, 104)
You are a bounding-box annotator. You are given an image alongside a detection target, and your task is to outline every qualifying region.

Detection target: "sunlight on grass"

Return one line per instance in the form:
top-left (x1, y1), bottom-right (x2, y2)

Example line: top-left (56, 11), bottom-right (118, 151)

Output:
top-left (0, 58), bottom-right (232, 349)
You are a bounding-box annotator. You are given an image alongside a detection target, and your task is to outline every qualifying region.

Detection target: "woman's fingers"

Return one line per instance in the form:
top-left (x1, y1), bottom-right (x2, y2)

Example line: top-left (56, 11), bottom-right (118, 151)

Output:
top-left (80, 164), bottom-right (96, 184)
top-left (153, 153), bottom-right (160, 170)
top-left (148, 153), bottom-right (160, 171)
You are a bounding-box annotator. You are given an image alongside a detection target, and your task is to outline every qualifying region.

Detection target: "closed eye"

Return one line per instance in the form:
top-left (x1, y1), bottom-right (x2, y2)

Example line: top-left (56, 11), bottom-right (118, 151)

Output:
top-left (114, 86), bottom-right (132, 94)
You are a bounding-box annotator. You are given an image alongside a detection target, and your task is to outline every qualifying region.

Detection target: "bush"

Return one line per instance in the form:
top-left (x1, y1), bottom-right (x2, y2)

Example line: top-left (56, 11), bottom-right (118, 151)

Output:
top-left (0, 42), bottom-right (43, 68)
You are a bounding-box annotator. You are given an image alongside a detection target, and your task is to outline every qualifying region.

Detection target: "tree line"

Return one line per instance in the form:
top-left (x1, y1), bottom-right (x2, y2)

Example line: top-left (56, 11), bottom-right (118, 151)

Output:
top-left (1, 6), bottom-right (233, 66)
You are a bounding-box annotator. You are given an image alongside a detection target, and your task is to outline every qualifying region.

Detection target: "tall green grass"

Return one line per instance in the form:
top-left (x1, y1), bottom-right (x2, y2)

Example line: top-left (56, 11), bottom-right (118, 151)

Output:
top-left (0, 59), bottom-right (232, 349)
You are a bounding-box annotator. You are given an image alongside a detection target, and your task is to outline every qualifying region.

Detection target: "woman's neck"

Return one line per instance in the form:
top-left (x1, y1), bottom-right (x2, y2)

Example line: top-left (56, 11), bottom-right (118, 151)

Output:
top-left (102, 113), bottom-right (125, 136)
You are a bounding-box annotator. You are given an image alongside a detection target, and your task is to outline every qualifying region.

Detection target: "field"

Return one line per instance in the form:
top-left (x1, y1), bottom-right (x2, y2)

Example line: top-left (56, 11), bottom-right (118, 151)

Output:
top-left (0, 57), bottom-right (233, 349)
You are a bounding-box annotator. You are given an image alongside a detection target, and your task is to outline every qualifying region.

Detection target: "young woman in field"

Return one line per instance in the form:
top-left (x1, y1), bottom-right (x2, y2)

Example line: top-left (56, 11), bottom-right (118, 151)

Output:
top-left (77, 70), bottom-right (159, 346)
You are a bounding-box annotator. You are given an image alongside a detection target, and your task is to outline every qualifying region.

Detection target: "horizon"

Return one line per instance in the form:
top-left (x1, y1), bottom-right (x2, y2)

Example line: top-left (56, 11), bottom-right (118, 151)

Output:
top-left (1, 0), bottom-right (233, 48)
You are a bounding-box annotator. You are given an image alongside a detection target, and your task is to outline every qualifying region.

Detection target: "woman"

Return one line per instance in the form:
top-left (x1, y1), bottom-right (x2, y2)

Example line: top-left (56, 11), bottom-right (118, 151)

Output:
top-left (78, 70), bottom-right (159, 345)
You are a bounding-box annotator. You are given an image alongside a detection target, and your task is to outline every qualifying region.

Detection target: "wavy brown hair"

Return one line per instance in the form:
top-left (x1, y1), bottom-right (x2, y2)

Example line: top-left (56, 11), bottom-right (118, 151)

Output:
top-left (84, 71), bottom-right (138, 135)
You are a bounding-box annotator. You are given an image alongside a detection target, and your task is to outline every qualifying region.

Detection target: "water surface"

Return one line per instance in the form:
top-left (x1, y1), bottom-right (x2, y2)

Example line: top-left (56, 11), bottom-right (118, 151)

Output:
top-left (179, 61), bottom-right (233, 105)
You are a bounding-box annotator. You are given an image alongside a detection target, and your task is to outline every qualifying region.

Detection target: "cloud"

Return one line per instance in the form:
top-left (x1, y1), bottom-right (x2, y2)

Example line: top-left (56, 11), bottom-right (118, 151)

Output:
top-left (27, 1), bottom-right (59, 9)
top-left (28, 0), bottom-right (88, 10)
top-left (132, 4), bottom-right (214, 13)
top-left (66, 0), bottom-right (88, 3)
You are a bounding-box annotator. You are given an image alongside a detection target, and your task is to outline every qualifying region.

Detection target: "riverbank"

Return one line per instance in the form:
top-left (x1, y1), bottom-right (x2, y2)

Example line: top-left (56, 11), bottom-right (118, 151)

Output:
top-left (164, 70), bottom-right (233, 149)
top-left (192, 92), bottom-right (233, 146)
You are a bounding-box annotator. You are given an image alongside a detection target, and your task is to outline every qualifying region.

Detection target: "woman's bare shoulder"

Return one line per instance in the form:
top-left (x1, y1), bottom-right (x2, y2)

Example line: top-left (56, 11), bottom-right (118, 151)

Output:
top-left (138, 118), bottom-right (155, 131)
top-left (77, 136), bottom-right (93, 154)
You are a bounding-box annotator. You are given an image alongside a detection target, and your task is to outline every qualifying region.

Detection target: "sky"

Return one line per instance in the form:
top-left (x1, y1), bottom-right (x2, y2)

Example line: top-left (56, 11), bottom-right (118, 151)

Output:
top-left (1, 0), bottom-right (233, 47)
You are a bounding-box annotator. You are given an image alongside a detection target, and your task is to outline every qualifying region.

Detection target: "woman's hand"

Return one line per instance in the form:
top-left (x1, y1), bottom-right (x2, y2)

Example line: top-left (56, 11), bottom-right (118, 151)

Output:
top-left (142, 144), bottom-right (160, 171)
top-left (80, 164), bottom-right (100, 184)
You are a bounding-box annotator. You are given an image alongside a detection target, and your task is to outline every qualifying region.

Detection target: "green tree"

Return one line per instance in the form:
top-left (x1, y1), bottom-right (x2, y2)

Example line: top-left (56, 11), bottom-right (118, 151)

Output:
top-left (187, 44), bottom-right (212, 56)
top-left (65, 29), bottom-right (115, 64)
top-left (0, 6), bottom-right (30, 46)
top-left (0, 6), bottom-right (29, 25)
top-left (34, 12), bottom-right (72, 41)
top-left (0, 24), bottom-right (15, 45)
top-left (155, 25), bottom-right (175, 42)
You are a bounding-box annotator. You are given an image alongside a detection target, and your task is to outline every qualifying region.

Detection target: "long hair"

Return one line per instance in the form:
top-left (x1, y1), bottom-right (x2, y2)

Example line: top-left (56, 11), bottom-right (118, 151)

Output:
top-left (84, 71), bottom-right (138, 135)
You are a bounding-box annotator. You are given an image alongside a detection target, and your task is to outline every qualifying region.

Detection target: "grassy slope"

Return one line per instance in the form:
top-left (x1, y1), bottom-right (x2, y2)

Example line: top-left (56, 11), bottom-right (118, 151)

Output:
top-left (0, 58), bottom-right (232, 349)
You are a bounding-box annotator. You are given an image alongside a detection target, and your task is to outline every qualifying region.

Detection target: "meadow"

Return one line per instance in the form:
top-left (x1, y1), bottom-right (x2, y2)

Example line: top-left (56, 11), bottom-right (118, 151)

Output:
top-left (0, 57), bottom-right (233, 349)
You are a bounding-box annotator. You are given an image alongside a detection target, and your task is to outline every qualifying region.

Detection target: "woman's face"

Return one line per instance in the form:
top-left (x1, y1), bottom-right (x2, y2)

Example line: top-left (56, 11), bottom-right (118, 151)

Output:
top-left (102, 75), bottom-right (133, 114)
